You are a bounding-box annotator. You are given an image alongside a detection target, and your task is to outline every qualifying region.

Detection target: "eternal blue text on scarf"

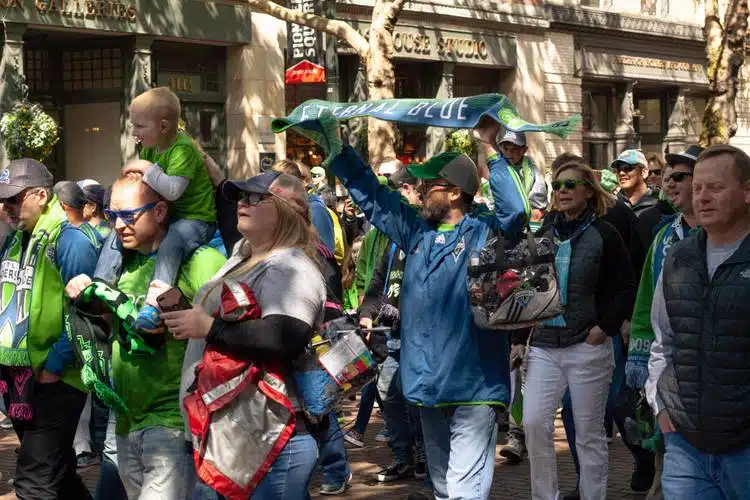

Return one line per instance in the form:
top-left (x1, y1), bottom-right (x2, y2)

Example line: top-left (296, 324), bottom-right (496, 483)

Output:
top-left (271, 94), bottom-right (582, 164)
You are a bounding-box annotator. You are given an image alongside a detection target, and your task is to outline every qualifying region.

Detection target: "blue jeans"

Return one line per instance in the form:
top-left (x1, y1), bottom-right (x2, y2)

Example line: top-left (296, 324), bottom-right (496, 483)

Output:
top-left (353, 381), bottom-right (379, 436)
top-left (420, 405), bottom-right (498, 499)
top-left (116, 426), bottom-right (192, 500)
top-left (95, 219), bottom-right (215, 286)
top-left (314, 412), bottom-right (351, 486)
top-left (95, 412), bottom-right (127, 500)
top-left (378, 350), bottom-right (427, 467)
top-left (662, 432), bottom-right (750, 500)
top-left (192, 433), bottom-right (319, 500)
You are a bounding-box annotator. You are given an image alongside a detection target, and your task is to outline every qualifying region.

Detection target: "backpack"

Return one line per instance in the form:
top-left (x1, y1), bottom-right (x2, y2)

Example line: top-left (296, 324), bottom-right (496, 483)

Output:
top-left (467, 228), bottom-right (563, 329)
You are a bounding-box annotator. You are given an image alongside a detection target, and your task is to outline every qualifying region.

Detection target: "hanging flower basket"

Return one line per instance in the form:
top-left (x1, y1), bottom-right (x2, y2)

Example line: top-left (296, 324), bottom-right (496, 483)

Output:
top-left (0, 101), bottom-right (60, 162)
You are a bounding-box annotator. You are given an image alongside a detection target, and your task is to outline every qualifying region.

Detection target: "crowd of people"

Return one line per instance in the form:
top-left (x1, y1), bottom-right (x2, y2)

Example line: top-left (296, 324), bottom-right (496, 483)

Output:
top-left (0, 84), bottom-right (748, 500)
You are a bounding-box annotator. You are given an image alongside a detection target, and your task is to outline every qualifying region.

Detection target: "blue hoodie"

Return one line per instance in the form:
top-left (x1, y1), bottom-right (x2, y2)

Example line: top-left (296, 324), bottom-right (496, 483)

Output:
top-left (331, 146), bottom-right (527, 407)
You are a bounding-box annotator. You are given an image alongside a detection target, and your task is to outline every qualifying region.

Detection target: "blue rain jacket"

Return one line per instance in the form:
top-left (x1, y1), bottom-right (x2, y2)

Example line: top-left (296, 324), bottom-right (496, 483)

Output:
top-left (331, 146), bottom-right (528, 407)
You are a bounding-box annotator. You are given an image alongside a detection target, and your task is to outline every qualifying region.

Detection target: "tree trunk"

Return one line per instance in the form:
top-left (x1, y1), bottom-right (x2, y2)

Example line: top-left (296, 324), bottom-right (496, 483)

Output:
top-left (700, 0), bottom-right (749, 146)
top-left (366, 0), bottom-right (406, 166)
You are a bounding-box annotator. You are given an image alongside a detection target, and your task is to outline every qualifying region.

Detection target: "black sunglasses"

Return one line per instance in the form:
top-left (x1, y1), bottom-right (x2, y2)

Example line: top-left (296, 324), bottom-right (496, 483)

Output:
top-left (614, 163), bottom-right (638, 174)
top-left (666, 171), bottom-right (693, 183)
top-left (552, 179), bottom-right (589, 191)
top-left (650, 169), bottom-right (662, 176)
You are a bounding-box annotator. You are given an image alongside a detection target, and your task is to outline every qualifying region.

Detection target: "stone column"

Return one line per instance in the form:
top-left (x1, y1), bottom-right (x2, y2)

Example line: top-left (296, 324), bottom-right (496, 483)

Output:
top-left (664, 88), bottom-right (687, 155)
top-left (0, 23), bottom-right (27, 167)
top-left (425, 62), bottom-right (454, 158)
top-left (614, 81), bottom-right (637, 155)
top-left (121, 35), bottom-right (153, 164)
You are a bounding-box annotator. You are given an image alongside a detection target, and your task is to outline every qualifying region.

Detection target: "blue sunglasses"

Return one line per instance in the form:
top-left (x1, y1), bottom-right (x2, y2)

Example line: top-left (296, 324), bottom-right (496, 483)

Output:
top-left (104, 201), bottom-right (158, 225)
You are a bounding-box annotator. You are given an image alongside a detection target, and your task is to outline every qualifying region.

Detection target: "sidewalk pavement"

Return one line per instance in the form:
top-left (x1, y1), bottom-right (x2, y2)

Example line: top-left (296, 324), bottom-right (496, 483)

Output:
top-left (0, 408), bottom-right (645, 499)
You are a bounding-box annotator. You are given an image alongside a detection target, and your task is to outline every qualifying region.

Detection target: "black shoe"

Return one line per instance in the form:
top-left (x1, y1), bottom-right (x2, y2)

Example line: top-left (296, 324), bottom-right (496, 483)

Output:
top-left (499, 434), bottom-right (525, 464)
top-left (562, 487), bottom-right (580, 500)
top-left (631, 456), bottom-right (656, 492)
top-left (414, 459), bottom-right (427, 480)
top-left (376, 462), bottom-right (413, 483)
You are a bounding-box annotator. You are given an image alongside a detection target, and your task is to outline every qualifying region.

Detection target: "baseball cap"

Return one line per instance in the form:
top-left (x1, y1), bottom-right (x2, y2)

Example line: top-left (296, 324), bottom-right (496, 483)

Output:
top-left (499, 129), bottom-right (527, 147)
top-left (223, 171), bottom-right (310, 219)
top-left (53, 181), bottom-right (86, 209)
top-left (77, 179), bottom-right (99, 188)
top-left (665, 145), bottom-right (704, 170)
top-left (311, 166), bottom-right (326, 179)
top-left (82, 184), bottom-right (106, 208)
top-left (610, 149), bottom-right (648, 170)
top-left (388, 168), bottom-right (418, 189)
top-left (0, 158), bottom-right (54, 200)
top-left (407, 152), bottom-right (480, 195)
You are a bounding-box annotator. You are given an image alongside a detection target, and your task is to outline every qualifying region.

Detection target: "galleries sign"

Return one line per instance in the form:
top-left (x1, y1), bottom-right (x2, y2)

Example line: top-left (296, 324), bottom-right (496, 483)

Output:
top-left (285, 0), bottom-right (326, 84)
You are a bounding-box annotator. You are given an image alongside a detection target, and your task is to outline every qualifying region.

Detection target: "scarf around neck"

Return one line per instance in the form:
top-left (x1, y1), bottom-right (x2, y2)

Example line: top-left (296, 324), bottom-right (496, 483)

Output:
top-left (543, 208), bottom-right (596, 327)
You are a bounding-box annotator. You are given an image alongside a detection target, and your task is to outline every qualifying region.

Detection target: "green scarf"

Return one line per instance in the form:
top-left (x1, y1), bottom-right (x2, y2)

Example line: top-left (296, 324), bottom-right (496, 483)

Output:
top-left (0, 196), bottom-right (82, 389)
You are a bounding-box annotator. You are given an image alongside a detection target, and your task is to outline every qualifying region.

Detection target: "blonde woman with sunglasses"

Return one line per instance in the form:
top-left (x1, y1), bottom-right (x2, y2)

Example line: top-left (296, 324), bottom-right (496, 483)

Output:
top-left (517, 161), bottom-right (637, 500)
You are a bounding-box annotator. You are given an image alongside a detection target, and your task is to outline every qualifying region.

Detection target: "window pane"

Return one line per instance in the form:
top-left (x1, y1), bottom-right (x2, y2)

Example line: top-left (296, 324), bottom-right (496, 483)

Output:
top-left (637, 99), bottom-right (662, 134)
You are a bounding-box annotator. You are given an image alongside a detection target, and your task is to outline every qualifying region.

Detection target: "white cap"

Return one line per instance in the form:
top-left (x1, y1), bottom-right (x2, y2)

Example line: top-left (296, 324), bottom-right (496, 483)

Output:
top-left (77, 179), bottom-right (100, 188)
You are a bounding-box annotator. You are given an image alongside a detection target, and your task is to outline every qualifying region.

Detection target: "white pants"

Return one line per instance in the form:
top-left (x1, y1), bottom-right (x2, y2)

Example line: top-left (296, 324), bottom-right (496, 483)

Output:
top-left (73, 393), bottom-right (92, 455)
top-left (523, 339), bottom-right (614, 500)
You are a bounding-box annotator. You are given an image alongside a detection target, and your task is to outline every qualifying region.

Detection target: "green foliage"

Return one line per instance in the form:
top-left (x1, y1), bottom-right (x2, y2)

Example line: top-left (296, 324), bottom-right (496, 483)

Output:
top-left (444, 129), bottom-right (478, 161)
top-left (0, 102), bottom-right (60, 162)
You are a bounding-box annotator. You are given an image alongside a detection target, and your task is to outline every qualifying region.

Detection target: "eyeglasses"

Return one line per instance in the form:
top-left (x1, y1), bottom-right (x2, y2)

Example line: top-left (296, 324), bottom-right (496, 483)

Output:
top-left (104, 201), bottom-right (157, 225)
top-left (552, 179), bottom-right (589, 191)
top-left (238, 192), bottom-right (270, 206)
top-left (2, 188), bottom-right (40, 206)
top-left (666, 171), bottom-right (693, 183)
top-left (418, 182), bottom-right (452, 194)
top-left (614, 163), bottom-right (638, 174)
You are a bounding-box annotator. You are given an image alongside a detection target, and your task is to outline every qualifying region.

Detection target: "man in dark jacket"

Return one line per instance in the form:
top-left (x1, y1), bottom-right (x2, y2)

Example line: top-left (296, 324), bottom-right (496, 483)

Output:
top-left (359, 167), bottom-right (426, 483)
top-left (647, 144), bottom-right (750, 499)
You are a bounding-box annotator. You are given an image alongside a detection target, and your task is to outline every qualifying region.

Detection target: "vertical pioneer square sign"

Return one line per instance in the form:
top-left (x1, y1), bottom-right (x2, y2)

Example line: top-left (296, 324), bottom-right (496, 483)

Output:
top-left (285, 0), bottom-right (326, 84)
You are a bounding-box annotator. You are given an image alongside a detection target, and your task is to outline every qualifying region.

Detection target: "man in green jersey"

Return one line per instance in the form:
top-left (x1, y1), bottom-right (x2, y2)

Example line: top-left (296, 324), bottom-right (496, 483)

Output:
top-left (67, 173), bottom-right (225, 499)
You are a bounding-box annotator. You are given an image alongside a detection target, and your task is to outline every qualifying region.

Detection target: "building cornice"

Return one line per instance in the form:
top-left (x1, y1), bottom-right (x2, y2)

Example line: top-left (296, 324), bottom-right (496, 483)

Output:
top-left (546, 4), bottom-right (705, 42)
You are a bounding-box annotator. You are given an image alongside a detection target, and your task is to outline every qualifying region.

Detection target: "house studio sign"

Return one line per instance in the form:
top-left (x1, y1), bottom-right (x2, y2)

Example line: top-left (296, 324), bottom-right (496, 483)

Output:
top-left (35, 0), bottom-right (137, 21)
top-left (345, 21), bottom-right (516, 68)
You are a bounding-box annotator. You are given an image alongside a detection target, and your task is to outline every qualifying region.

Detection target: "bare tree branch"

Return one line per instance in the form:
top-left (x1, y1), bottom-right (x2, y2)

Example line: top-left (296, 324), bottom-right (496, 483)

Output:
top-left (384, 0), bottom-right (408, 27)
top-left (246, 0), bottom-right (370, 58)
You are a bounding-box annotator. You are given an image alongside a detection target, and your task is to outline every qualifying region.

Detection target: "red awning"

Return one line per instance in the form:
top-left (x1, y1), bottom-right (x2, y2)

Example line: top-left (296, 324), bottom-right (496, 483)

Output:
top-left (285, 59), bottom-right (327, 84)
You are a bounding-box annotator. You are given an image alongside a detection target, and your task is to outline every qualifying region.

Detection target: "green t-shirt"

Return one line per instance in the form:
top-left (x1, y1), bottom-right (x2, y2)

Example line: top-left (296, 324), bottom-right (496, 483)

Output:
top-left (112, 246), bottom-right (226, 436)
top-left (140, 132), bottom-right (217, 223)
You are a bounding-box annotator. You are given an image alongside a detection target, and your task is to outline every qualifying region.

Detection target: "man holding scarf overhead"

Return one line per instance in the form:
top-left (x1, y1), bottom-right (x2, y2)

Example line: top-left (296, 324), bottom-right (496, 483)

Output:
top-left (0, 159), bottom-right (99, 499)
top-left (329, 119), bottom-right (528, 499)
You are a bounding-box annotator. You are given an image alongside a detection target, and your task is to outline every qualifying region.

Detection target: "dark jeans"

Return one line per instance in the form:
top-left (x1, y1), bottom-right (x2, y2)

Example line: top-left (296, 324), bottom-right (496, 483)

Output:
top-left (314, 412), bottom-right (351, 486)
top-left (353, 381), bottom-right (383, 436)
top-left (2, 376), bottom-right (92, 500)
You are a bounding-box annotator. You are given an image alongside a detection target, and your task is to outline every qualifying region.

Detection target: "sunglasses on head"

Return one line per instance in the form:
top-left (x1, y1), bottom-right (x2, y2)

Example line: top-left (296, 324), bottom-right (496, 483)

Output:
top-left (238, 191), bottom-right (270, 206)
top-left (552, 179), bottom-right (589, 191)
top-left (667, 171), bottom-right (693, 183)
top-left (104, 201), bottom-right (157, 225)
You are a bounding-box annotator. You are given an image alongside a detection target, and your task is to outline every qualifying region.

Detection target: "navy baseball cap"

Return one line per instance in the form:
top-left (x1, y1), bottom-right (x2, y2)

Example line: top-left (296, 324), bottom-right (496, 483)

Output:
top-left (82, 184), bottom-right (106, 208)
top-left (223, 171), bottom-right (310, 218)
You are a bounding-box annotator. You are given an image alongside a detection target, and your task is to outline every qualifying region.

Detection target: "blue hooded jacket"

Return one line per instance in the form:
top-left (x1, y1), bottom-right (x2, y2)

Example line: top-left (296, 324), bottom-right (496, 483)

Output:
top-left (331, 146), bottom-right (528, 407)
